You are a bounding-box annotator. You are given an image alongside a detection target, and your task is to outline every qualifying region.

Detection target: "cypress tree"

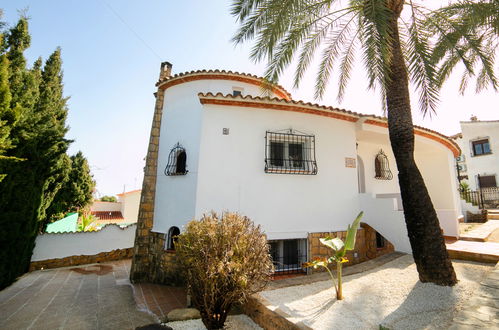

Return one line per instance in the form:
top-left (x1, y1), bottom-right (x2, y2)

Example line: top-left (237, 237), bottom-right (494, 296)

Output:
top-left (0, 18), bottom-right (71, 288)
top-left (44, 151), bottom-right (96, 228)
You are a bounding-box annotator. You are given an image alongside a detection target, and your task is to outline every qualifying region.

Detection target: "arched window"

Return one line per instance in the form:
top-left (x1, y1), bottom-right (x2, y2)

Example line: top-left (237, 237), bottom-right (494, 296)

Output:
top-left (165, 143), bottom-right (188, 176)
top-left (166, 226), bottom-right (180, 250)
top-left (374, 150), bottom-right (393, 180)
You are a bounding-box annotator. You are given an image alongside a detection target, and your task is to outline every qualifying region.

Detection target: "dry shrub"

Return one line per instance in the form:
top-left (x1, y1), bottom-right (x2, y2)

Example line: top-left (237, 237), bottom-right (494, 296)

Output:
top-left (175, 212), bottom-right (273, 329)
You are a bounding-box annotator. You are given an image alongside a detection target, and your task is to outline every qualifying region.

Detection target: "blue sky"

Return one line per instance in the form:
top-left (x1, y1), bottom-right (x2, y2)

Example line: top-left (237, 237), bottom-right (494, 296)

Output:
top-left (3, 1), bottom-right (498, 196)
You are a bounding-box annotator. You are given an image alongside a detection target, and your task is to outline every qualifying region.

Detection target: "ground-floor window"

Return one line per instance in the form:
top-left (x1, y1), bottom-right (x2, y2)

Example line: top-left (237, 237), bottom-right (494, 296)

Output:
top-left (268, 239), bottom-right (307, 274)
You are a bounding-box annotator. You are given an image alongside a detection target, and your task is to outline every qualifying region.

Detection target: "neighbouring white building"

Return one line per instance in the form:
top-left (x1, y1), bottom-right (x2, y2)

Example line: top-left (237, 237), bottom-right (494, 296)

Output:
top-left (130, 63), bottom-right (463, 280)
top-left (91, 189), bottom-right (141, 227)
top-left (453, 117), bottom-right (499, 190)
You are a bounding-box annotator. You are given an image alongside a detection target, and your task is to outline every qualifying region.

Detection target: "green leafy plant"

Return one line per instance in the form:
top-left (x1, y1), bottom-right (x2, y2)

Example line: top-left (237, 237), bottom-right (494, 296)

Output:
top-left (459, 181), bottom-right (470, 193)
top-left (175, 212), bottom-right (273, 329)
top-left (77, 212), bottom-right (97, 232)
top-left (100, 195), bottom-right (117, 202)
top-left (305, 212), bottom-right (364, 300)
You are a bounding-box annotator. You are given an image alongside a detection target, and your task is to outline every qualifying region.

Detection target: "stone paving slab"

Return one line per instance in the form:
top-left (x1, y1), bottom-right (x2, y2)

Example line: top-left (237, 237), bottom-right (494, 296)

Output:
top-left (460, 220), bottom-right (499, 242)
top-left (446, 240), bottom-right (499, 263)
top-left (0, 260), bottom-right (156, 330)
top-left (449, 262), bottom-right (499, 329)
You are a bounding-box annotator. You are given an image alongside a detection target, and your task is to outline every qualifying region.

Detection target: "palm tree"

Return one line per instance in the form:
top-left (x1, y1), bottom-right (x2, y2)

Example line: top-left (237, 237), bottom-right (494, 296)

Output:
top-left (231, 0), bottom-right (497, 286)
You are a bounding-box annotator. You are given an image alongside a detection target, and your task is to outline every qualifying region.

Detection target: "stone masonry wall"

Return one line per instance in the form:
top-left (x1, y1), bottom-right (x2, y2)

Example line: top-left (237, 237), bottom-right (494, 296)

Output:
top-left (130, 62), bottom-right (171, 283)
top-left (308, 223), bottom-right (394, 273)
top-left (361, 222), bottom-right (394, 259)
top-left (29, 248), bottom-right (133, 271)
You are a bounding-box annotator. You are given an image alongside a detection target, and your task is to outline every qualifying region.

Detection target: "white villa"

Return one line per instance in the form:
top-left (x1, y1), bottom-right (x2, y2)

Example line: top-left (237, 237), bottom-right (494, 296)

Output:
top-left (130, 63), bottom-right (463, 280)
top-left (153, 66), bottom-right (461, 249)
top-left (453, 117), bottom-right (498, 190)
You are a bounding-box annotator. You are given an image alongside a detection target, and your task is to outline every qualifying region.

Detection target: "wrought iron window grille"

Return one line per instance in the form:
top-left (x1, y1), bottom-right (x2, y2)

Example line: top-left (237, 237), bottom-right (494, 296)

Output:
top-left (265, 130), bottom-right (317, 175)
top-left (164, 143), bottom-right (188, 176)
top-left (374, 149), bottom-right (393, 180)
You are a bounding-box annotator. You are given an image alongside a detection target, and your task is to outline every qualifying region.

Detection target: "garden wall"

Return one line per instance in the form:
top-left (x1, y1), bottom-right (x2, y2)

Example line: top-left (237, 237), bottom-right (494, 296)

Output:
top-left (30, 224), bottom-right (136, 271)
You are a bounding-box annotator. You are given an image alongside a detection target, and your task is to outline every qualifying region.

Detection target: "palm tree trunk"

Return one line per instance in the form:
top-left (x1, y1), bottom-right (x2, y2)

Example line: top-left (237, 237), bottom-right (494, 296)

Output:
top-left (385, 2), bottom-right (457, 286)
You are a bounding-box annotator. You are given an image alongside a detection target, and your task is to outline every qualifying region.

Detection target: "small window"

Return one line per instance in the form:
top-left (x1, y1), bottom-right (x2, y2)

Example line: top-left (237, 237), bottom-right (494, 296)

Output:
top-left (472, 139), bottom-right (491, 156)
top-left (376, 232), bottom-right (386, 248)
top-left (232, 87), bottom-right (243, 97)
top-left (265, 130), bottom-right (317, 175)
top-left (478, 175), bottom-right (497, 188)
top-left (374, 150), bottom-right (393, 180)
top-left (165, 143), bottom-right (188, 176)
top-left (166, 226), bottom-right (180, 250)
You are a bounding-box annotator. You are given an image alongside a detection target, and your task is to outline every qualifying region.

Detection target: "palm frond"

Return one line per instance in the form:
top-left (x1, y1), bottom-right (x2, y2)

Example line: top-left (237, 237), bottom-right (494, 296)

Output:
top-left (315, 16), bottom-right (357, 99)
top-left (404, 4), bottom-right (439, 116)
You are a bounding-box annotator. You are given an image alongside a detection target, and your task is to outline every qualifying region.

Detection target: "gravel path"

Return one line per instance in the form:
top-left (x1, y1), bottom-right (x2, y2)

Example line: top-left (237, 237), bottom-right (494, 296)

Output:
top-left (260, 255), bottom-right (493, 330)
top-left (165, 314), bottom-right (262, 330)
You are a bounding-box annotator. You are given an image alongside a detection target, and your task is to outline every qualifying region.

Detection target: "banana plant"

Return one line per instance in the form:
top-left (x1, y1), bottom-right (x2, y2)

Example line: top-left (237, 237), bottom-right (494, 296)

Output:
top-left (304, 211), bottom-right (364, 300)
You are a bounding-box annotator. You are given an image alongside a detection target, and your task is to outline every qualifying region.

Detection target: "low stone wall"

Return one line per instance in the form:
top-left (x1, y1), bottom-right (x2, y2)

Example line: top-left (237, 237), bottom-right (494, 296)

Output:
top-left (29, 248), bottom-right (133, 271)
top-left (147, 231), bottom-right (184, 286)
top-left (308, 223), bottom-right (394, 273)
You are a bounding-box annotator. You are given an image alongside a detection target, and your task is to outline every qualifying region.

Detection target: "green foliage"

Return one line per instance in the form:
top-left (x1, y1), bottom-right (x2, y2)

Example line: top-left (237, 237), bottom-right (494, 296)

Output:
top-left (175, 212), bottom-right (273, 329)
top-left (0, 14), bottom-right (74, 289)
top-left (305, 212), bottom-right (363, 300)
top-left (44, 152), bottom-right (96, 227)
top-left (231, 0), bottom-right (497, 114)
top-left (100, 195), bottom-right (117, 203)
top-left (77, 212), bottom-right (98, 232)
top-left (459, 180), bottom-right (470, 193)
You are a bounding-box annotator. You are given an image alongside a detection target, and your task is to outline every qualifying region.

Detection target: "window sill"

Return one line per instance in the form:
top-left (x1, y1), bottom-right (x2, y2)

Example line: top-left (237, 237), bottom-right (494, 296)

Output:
top-left (471, 152), bottom-right (492, 157)
top-left (265, 168), bottom-right (316, 175)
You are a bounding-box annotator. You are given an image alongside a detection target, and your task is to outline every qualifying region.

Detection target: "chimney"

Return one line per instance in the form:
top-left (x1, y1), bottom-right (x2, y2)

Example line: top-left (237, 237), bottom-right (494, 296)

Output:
top-left (470, 115), bottom-right (478, 121)
top-left (159, 61), bottom-right (172, 81)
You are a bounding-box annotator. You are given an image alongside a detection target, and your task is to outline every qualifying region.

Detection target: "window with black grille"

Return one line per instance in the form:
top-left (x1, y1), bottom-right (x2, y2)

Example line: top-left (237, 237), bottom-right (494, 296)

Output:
top-left (374, 149), bottom-right (393, 180)
top-left (265, 131), bottom-right (317, 174)
top-left (165, 143), bottom-right (188, 176)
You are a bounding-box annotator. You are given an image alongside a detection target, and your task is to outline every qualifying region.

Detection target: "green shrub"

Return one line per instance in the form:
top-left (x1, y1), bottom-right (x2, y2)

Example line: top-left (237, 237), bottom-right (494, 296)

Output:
top-left (175, 212), bottom-right (273, 329)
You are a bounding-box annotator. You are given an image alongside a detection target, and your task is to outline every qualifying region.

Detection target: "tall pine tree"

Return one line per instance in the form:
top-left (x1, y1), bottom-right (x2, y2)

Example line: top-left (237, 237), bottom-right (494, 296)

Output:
top-left (45, 151), bottom-right (96, 227)
top-left (0, 18), bottom-right (71, 289)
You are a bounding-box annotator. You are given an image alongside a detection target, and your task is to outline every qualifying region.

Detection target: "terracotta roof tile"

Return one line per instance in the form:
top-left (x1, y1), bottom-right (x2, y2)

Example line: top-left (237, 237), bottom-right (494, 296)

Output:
top-left (117, 189), bottom-right (141, 197)
top-left (91, 211), bottom-right (124, 221)
top-left (156, 69), bottom-right (292, 100)
top-left (197, 92), bottom-right (461, 156)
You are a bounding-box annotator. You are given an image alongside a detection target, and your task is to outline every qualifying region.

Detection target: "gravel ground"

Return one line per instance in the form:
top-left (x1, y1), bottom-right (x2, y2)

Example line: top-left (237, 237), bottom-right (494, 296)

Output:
top-left (261, 255), bottom-right (493, 330)
top-left (165, 314), bottom-right (262, 330)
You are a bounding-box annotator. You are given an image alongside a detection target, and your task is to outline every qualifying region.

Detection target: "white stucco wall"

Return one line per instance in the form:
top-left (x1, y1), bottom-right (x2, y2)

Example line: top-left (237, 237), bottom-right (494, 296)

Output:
top-left (152, 79), bottom-right (285, 233)
top-left (359, 193), bottom-right (411, 253)
top-left (119, 190), bottom-right (141, 222)
top-left (150, 74), bottom-right (462, 245)
top-left (457, 120), bottom-right (499, 190)
top-left (91, 201), bottom-right (122, 212)
top-left (31, 224), bottom-right (136, 261)
top-left (195, 104), bottom-right (360, 238)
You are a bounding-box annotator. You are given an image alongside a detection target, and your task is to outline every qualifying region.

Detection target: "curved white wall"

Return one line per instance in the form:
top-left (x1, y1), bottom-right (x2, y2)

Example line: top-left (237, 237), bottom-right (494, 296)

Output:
top-left (153, 79), bottom-right (285, 233)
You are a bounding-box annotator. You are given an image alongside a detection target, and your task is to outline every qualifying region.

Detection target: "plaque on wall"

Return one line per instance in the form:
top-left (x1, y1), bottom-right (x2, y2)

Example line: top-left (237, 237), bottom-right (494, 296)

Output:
top-left (345, 157), bottom-right (356, 168)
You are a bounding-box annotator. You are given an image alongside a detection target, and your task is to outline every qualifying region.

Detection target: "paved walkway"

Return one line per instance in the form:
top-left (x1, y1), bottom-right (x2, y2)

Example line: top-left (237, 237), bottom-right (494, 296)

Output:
top-left (0, 260), bottom-right (172, 330)
top-left (134, 282), bottom-right (186, 320)
top-left (460, 219), bottom-right (499, 242)
top-left (449, 262), bottom-right (499, 329)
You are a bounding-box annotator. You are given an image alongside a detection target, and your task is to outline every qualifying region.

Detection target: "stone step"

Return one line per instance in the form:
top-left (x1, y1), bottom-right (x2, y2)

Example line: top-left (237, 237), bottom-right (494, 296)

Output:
top-left (460, 220), bottom-right (499, 242)
top-left (487, 214), bottom-right (499, 220)
top-left (446, 240), bottom-right (499, 263)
